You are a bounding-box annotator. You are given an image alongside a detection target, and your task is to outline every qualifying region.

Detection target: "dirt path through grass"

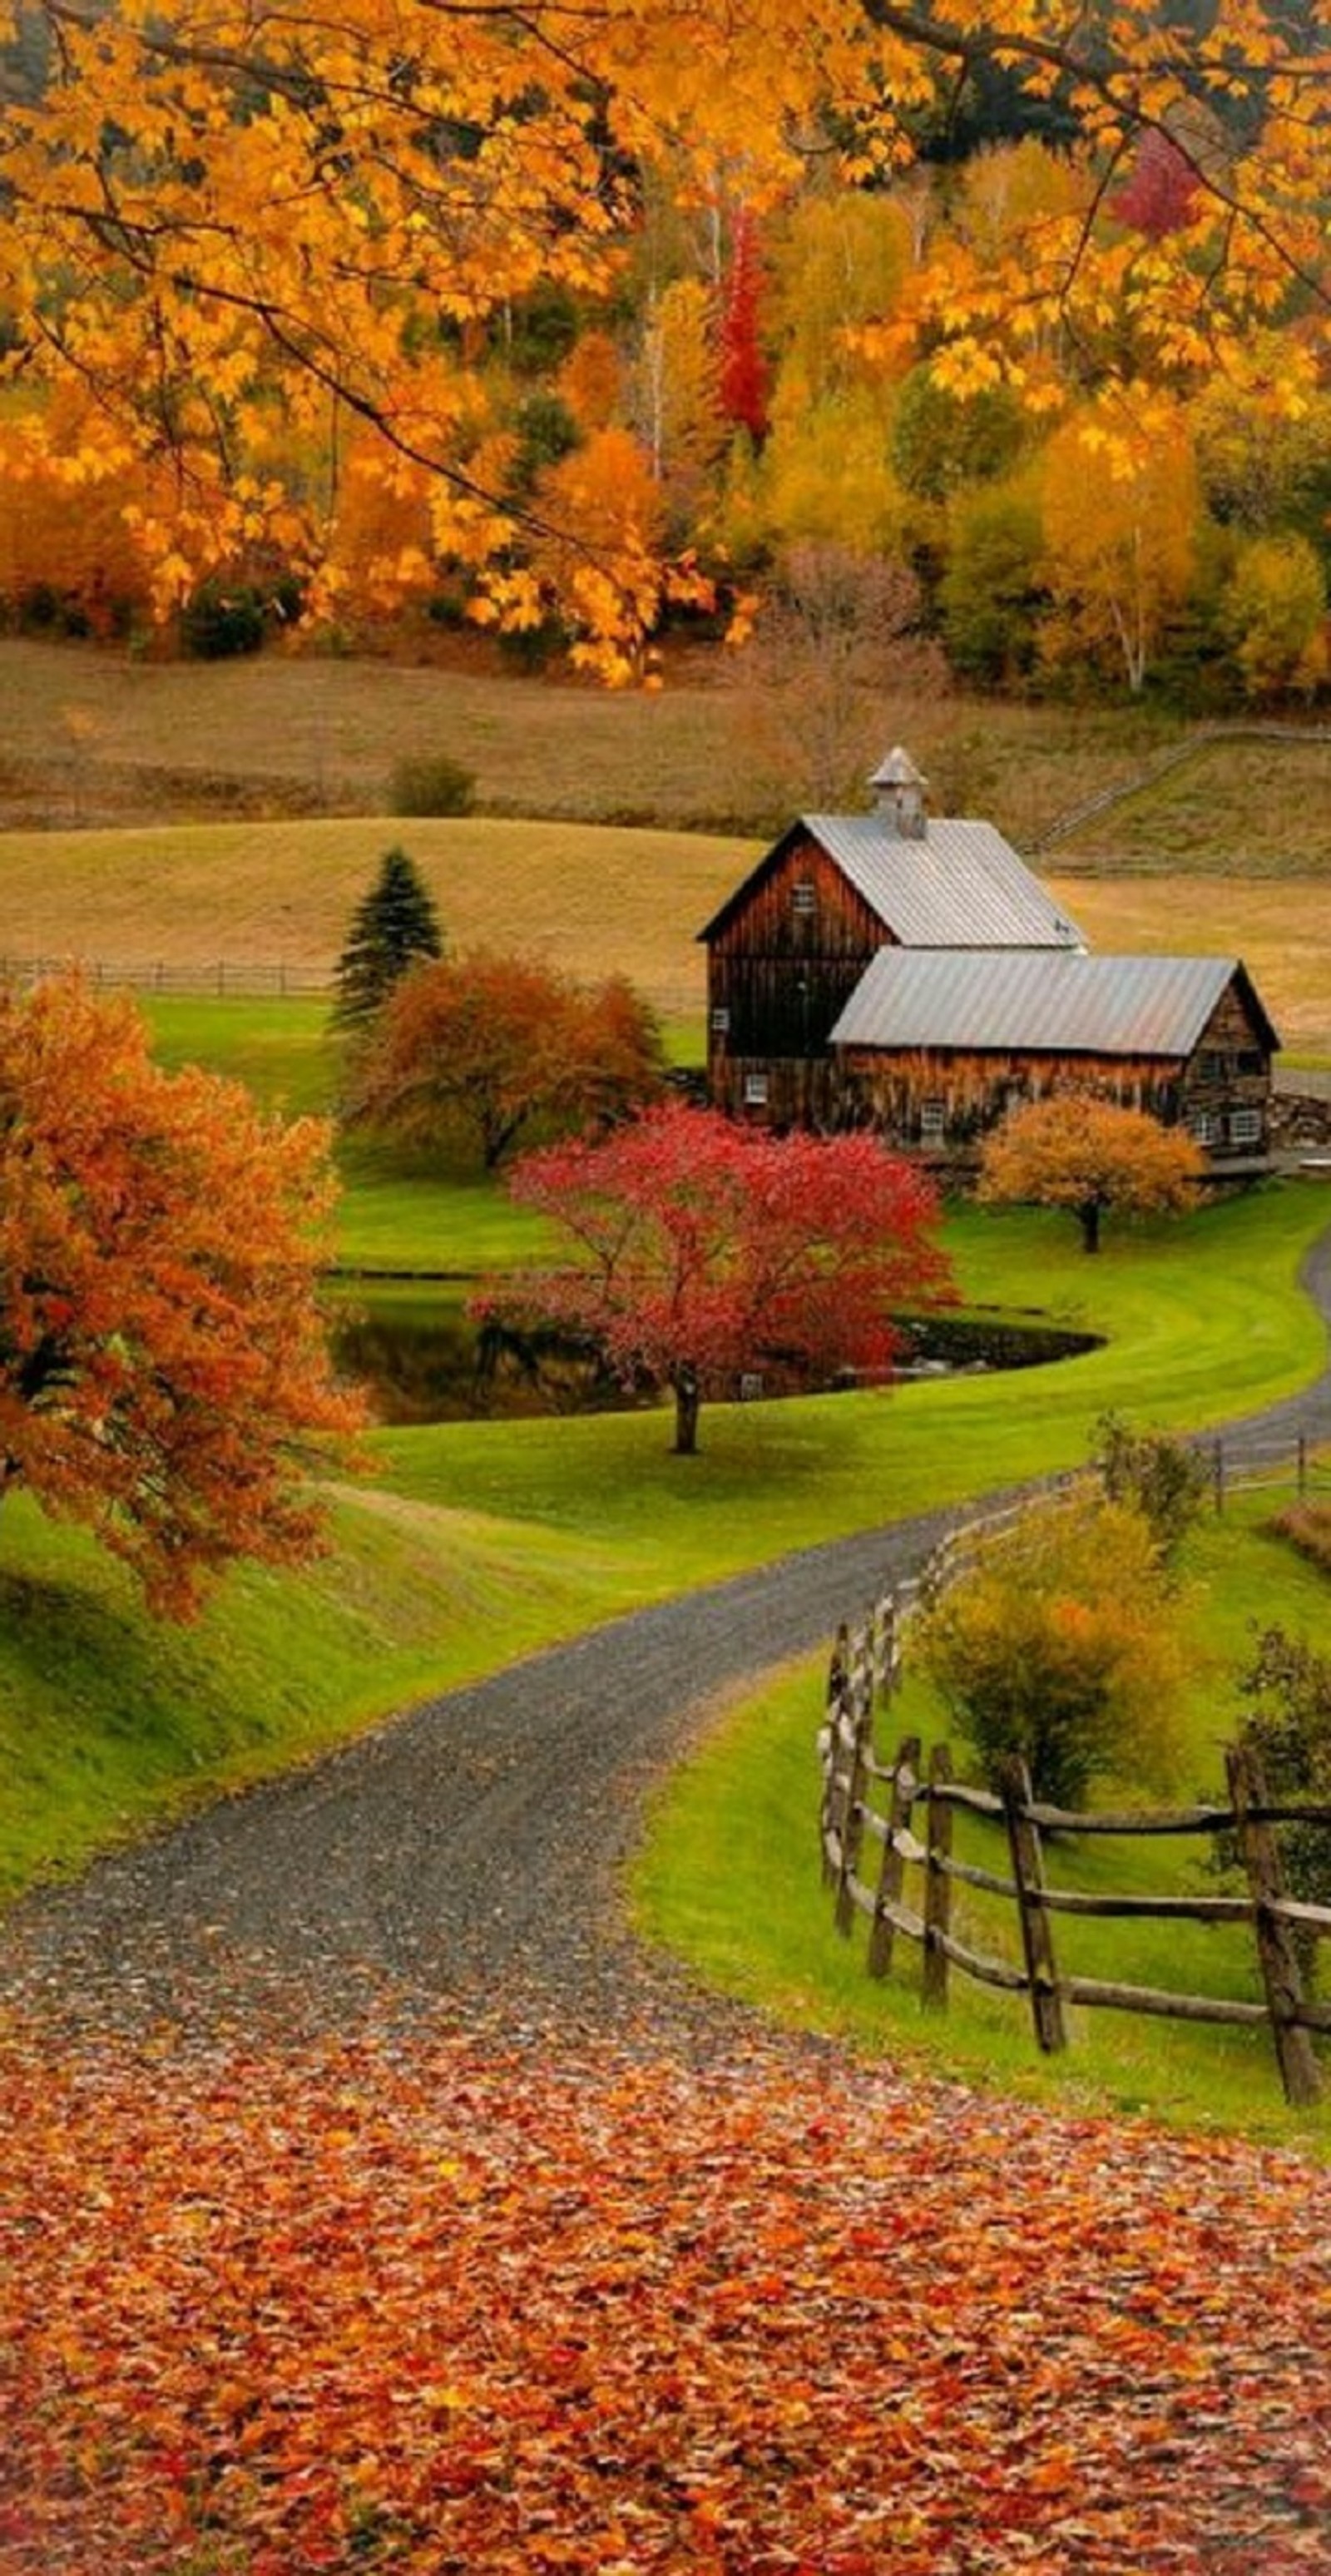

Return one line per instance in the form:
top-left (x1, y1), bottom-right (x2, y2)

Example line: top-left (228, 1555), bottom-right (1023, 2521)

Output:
top-left (3, 1222), bottom-right (1329, 2057)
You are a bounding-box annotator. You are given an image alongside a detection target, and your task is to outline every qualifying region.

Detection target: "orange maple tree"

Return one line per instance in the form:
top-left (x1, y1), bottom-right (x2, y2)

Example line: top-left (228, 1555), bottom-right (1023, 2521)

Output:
top-left (343, 950), bottom-right (667, 1172)
top-left (0, 973), bottom-right (359, 1617)
top-left (977, 1092), bottom-right (1205, 1253)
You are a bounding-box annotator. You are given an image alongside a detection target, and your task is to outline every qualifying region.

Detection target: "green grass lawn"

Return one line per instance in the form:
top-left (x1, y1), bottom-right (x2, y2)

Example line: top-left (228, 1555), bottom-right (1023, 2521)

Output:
top-left (629, 1498), bottom-right (1331, 2150)
top-left (6, 1180), bottom-right (1323, 1925)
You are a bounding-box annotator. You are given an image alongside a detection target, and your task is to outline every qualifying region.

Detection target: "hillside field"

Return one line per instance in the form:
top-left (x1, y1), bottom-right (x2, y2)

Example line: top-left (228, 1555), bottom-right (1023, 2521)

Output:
top-left (2, 808), bottom-right (1329, 1057)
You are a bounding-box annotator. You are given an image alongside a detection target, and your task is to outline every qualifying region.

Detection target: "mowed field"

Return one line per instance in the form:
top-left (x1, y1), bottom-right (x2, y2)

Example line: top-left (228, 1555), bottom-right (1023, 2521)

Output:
top-left (2, 812), bottom-right (1329, 1054)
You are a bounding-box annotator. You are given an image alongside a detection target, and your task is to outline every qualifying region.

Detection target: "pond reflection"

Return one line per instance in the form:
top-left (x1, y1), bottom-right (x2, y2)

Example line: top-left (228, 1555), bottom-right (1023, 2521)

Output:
top-left (327, 1286), bottom-right (1101, 1427)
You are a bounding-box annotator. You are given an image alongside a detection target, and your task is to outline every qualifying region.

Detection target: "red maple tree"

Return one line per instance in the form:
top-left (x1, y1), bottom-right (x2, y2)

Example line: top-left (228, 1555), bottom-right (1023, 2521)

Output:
top-left (479, 1101), bottom-right (952, 1452)
top-left (1107, 130), bottom-right (1200, 240)
top-left (0, 973), bottom-right (359, 1617)
top-left (717, 207), bottom-right (771, 442)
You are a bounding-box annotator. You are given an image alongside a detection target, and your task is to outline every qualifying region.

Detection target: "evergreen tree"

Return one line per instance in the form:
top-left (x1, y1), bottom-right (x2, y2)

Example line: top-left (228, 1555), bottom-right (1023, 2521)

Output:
top-left (331, 847), bottom-right (444, 1033)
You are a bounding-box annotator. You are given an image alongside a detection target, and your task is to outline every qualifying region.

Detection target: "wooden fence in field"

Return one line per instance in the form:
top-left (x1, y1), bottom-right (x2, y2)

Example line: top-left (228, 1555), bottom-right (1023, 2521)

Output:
top-left (0, 954), bottom-right (330, 998)
top-left (819, 1531), bottom-right (1331, 2107)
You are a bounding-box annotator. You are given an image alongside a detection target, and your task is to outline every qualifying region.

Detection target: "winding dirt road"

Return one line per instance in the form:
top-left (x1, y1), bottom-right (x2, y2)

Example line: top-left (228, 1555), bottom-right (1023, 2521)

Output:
top-left (2, 1221), bottom-right (1329, 2052)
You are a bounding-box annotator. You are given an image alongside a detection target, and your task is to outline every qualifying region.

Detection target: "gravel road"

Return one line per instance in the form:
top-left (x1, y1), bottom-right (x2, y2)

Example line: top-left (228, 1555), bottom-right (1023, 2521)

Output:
top-left (3, 1215), bottom-right (1329, 2055)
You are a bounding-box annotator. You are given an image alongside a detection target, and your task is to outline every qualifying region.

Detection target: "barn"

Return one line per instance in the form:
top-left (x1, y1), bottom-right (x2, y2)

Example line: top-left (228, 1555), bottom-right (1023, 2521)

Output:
top-left (699, 748), bottom-right (1083, 1128)
top-left (829, 949), bottom-right (1279, 1163)
top-left (700, 746), bottom-right (1279, 1163)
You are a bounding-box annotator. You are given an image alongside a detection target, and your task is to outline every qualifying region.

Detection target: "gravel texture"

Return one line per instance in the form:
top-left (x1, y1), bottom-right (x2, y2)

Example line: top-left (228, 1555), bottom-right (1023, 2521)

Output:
top-left (2, 1216), bottom-right (1329, 2056)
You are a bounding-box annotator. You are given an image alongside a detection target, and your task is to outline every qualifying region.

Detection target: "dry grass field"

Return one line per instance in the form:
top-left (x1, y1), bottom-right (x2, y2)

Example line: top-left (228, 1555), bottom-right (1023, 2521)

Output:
top-left (0, 634), bottom-right (1239, 844)
top-left (2, 813), bottom-right (1328, 1054)
top-left (2, 637), bottom-right (1328, 1052)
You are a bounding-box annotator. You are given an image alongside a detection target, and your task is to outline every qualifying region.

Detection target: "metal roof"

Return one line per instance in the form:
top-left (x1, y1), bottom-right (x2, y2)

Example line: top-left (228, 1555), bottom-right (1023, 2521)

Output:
top-left (807, 815), bottom-right (1083, 949)
top-left (696, 813), bottom-right (1083, 949)
top-left (829, 949), bottom-right (1270, 1058)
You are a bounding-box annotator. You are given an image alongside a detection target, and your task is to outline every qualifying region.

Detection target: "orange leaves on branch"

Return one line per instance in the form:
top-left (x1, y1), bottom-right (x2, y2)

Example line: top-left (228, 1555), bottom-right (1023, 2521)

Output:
top-left (3, 0), bottom-right (1329, 677)
top-left (0, 973), bottom-right (360, 1617)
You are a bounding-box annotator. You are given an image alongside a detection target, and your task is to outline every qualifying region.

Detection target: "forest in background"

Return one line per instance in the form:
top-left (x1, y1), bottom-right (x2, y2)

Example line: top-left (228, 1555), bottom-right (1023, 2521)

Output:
top-left (3, 1), bottom-right (1331, 750)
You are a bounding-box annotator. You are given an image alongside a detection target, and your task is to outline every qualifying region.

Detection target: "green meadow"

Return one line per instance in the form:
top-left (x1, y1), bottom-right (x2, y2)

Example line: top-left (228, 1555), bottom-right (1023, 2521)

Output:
top-left (2, 803), bottom-right (1329, 2147)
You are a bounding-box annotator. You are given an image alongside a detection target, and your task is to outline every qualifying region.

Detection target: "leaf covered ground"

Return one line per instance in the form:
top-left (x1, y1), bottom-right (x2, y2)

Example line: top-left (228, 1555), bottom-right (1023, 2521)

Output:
top-left (2, 2017), bottom-right (1329, 2574)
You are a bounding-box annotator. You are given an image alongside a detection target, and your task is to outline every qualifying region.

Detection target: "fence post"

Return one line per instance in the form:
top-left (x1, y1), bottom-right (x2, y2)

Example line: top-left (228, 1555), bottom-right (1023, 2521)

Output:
top-left (1226, 1741), bottom-right (1323, 2108)
top-left (834, 1695), bottom-right (872, 1940)
top-left (867, 1734), bottom-right (920, 1979)
top-left (922, 1743), bottom-right (954, 2013)
top-left (1212, 1437), bottom-right (1225, 1513)
top-left (1298, 1433), bottom-right (1307, 1499)
top-left (819, 1623), bottom-right (852, 1886)
top-left (1000, 1757), bottom-right (1066, 2054)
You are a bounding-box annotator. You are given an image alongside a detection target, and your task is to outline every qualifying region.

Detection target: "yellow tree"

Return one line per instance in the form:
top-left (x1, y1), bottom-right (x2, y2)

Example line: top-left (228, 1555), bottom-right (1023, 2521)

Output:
top-left (1, 1), bottom-right (1329, 672)
top-left (977, 1093), bottom-right (1205, 1254)
top-left (1038, 395), bottom-right (1200, 693)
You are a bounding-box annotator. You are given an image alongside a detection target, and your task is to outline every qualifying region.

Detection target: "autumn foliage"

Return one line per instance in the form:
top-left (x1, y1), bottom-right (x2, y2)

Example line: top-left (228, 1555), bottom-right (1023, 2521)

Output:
top-left (0, 974), bottom-right (358, 1617)
top-left (2, 1), bottom-right (1330, 681)
top-left (917, 1494), bottom-right (1188, 1807)
top-left (1, 2016), bottom-right (1329, 2573)
top-left (343, 952), bottom-right (667, 1171)
top-left (977, 1094), bottom-right (1205, 1252)
top-left (483, 1102), bottom-right (952, 1452)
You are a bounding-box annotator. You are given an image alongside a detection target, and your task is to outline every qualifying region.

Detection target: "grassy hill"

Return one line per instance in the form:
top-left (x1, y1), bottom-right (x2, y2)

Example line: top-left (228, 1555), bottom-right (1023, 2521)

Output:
top-left (2, 808), bottom-right (1329, 1057)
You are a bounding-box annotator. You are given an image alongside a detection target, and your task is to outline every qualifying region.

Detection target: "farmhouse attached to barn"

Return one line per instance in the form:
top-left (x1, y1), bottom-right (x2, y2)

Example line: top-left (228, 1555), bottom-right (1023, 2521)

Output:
top-left (830, 949), bottom-right (1279, 1162)
top-left (700, 747), bottom-right (1279, 1163)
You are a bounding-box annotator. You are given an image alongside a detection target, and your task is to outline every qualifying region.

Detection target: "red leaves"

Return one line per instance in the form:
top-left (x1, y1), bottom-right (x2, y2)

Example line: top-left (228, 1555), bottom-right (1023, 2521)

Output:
top-left (1, 2021), bottom-right (1327, 2572)
top-left (491, 1103), bottom-right (954, 1449)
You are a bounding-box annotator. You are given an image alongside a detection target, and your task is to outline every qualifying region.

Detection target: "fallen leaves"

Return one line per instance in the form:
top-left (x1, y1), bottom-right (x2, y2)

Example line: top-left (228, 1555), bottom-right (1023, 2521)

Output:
top-left (0, 2019), bottom-right (1328, 2573)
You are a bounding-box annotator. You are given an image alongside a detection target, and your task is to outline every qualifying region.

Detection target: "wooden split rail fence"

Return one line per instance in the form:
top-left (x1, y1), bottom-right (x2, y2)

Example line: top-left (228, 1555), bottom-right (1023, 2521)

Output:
top-left (819, 1551), bottom-right (1331, 2107)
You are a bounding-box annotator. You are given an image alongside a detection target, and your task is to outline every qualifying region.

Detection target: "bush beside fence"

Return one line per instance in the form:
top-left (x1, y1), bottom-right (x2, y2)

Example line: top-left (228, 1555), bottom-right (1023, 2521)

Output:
top-left (819, 1494), bottom-right (1331, 2107)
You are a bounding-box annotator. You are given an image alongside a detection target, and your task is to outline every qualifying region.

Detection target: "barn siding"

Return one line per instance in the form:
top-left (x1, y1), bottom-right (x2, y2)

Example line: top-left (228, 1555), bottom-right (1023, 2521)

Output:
top-left (707, 835), bottom-right (893, 1115)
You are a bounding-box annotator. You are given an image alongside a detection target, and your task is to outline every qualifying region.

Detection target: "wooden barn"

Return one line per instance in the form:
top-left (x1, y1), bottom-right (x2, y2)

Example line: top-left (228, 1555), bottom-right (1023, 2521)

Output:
top-left (829, 949), bottom-right (1280, 1164)
top-left (699, 748), bottom-right (1084, 1128)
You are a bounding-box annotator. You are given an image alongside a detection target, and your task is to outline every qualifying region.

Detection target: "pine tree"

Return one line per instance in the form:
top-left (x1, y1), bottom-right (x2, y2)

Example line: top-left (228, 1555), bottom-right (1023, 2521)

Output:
top-left (331, 847), bottom-right (444, 1032)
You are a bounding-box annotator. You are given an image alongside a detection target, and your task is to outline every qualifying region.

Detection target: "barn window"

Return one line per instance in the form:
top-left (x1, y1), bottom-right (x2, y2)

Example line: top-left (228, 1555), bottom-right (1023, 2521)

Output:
top-left (1188, 1108), bottom-right (1218, 1145)
top-left (710, 1007), bottom-right (730, 1033)
top-left (1197, 1051), bottom-right (1222, 1081)
top-left (1230, 1107), bottom-right (1262, 1146)
top-left (791, 880), bottom-right (816, 914)
top-left (918, 1099), bottom-right (947, 1143)
top-left (744, 1073), bottom-right (769, 1106)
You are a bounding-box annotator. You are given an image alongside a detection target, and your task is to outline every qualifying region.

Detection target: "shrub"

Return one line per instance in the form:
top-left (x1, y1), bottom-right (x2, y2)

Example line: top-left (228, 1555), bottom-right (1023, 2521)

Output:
top-left (1267, 1501), bottom-right (1331, 1582)
top-left (389, 754), bottom-right (477, 817)
top-left (1089, 1410), bottom-right (1210, 1565)
top-left (917, 1494), bottom-right (1187, 1808)
top-left (1233, 1626), bottom-right (1331, 1975)
top-left (179, 580), bottom-right (267, 660)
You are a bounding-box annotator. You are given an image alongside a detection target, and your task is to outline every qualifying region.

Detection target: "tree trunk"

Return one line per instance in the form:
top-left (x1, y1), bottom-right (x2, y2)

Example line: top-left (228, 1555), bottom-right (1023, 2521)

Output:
top-left (672, 1365), bottom-right (700, 1455)
top-left (1079, 1197), bottom-right (1102, 1254)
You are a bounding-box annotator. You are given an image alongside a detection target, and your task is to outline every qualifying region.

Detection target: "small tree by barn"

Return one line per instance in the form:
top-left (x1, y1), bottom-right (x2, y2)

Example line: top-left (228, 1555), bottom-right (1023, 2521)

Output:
top-left (477, 1102), bottom-right (953, 1454)
top-left (977, 1092), bottom-right (1204, 1253)
top-left (342, 950), bottom-right (667, 1172)
top-left (0, 973), bottom-right (359, 1617)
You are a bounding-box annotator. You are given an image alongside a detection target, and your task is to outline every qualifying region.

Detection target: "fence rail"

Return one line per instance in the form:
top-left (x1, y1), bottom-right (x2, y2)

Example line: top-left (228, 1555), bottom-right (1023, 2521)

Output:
top-left (819, 1526), bottom-right (1331, 2106)
top-left (0, 954), bottom-right (331, 998)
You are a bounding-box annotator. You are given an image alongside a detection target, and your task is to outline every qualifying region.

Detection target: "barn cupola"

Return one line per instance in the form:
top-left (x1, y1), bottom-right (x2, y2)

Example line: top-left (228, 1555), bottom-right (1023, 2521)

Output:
top-left (868, 746), bottom-right (928, 841)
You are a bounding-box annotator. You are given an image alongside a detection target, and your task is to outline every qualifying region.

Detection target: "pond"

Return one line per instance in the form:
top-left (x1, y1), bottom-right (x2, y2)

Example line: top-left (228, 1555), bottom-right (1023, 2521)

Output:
top-left (324, 1283), bottom-right (1103, 1427)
